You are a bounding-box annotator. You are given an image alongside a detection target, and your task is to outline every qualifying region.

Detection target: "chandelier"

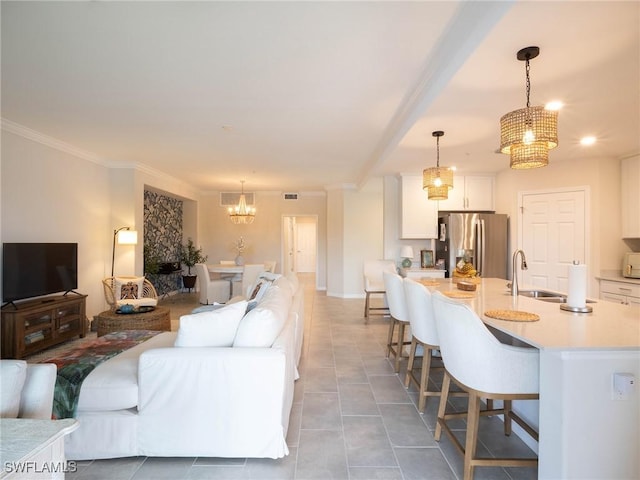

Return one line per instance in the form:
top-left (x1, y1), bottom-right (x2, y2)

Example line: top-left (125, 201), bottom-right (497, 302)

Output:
top-left (228, 180), bottom-right (256, 224)
top-left (423, 130), bottom-right (453, 200)
top-left (500, 46), bottom-right (558, 169)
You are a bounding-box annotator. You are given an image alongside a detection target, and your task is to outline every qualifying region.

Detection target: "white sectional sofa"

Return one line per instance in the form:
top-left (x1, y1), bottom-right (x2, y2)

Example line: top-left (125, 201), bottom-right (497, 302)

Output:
top-left (64, 273), bottom-right (304, 460)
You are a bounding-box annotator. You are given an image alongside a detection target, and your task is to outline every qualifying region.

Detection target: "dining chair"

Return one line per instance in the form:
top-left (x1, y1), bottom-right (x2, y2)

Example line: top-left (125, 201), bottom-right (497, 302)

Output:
top-left (264, 260), bottom-right (277, 273)
top-left (363, 260), bottom-right (396, 319)
top-left (382, 271), bottom-right (412, 373)
top-left (431, 291), bottom-right (539, 480)
top-left (240, 264), bottom-right (266, 298)
top-left (195, 263), bottom-right (230, 304)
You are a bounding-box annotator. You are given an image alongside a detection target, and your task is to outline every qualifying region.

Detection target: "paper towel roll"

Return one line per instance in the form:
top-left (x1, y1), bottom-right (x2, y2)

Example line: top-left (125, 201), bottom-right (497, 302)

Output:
top-left (567, 262), bottom-right (587, 308)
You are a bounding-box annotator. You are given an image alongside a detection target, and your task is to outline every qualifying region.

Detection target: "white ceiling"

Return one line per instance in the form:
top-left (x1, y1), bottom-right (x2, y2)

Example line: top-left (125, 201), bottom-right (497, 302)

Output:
top-left (2, 1), bottom-right (639, 193)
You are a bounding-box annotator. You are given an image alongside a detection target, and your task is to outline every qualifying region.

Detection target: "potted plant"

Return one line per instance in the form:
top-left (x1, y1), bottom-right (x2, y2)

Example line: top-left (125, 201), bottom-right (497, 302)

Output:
top-left (143, 244), bottom-right (161, 275)
top-left (179, 238), bottom-right (208, 290)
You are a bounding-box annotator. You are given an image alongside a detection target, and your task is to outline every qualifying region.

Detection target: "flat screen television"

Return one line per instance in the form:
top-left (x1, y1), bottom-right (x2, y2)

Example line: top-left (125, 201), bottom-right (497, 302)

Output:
top-left (2, 243), bottom-right (78, 303)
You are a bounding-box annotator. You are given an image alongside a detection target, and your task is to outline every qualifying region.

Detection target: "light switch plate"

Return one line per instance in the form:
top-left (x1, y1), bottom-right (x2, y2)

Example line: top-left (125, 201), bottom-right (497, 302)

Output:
top-left (612, 372), bottom-right (635, 400)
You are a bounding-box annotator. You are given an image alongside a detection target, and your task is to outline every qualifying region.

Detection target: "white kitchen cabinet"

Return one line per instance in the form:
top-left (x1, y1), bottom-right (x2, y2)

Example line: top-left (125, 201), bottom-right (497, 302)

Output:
top-left (437, 175), bottom-right (494, 211)
top-left (400, 175), bottom-right (438, 239)
top-left (621, 155), bottom-right (640, 238)
top-left (599, 279), bottom-right (640, 306)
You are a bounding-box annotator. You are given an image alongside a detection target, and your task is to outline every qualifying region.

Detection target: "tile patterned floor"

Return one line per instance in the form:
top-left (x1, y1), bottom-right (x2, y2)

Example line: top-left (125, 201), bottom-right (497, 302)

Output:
top-left (57, 274), bottom-right (537, 479)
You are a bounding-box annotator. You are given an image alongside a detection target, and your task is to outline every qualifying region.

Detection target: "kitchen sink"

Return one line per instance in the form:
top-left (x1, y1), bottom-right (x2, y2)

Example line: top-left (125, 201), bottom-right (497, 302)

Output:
top-left (518, 289), bottom-right (596, 304)
top-left (518, 289), bottom-right (563, 299)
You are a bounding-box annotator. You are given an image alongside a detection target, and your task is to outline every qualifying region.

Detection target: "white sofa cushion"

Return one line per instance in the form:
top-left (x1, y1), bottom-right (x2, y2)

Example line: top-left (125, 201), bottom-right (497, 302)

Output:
top-left (0, 360), bottom-right (27, 418)
top-left (274, 275), bottom-right (294, 296)
top-left (233, 286), bottom-right (291, 347)
top-left (174, 301), bottom-right (248, 347)
top-left (77, 332), bottom-right (176, 412)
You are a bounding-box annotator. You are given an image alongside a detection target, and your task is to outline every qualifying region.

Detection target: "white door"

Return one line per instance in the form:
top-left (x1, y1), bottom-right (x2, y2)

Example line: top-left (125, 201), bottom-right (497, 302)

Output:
top-left (295, 221), bottom-right (316, 273)
top-left (520, 188), bottom-right (587, 292)
top-left (282, 216), bottom-right (317, 274)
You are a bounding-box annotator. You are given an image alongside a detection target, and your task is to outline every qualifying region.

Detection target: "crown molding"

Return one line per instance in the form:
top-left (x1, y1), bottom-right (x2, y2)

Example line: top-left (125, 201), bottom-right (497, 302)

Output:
top-left (1, 117), bottom-right (106, 165)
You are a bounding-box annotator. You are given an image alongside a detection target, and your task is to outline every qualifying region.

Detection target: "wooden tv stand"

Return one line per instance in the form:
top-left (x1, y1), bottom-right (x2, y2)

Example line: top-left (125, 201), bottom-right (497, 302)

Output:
top-left (1, 294), bottom-right (87, 359)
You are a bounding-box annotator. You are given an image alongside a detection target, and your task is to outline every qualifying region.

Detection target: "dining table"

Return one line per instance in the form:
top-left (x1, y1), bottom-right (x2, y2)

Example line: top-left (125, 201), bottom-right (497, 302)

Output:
top-left (208, 264), bottom-right (244, 297)
top-left (423, 276), bottom-right (639, 480)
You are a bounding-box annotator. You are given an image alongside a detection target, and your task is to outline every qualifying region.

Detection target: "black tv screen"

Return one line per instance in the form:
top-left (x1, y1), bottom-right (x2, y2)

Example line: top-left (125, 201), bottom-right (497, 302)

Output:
top-left (2, 243), bottom-right (78, 303)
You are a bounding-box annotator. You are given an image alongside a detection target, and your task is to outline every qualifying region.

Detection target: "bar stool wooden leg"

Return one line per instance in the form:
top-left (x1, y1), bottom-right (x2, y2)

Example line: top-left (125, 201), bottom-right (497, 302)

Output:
top-left (417, 346), bottom-right (432, 412)
top-left (435, 371), bottom-right (451, 441)
top-left (386, 318), bottom-right (396, 358)
top-left (464, 392), bottom-right (481, 480)
top-left (394, 322), bottom-right (406, 373)
top-left (364, 292), bottom-right (371, 318)
top-left (504, 399), bottom-right (512, 436)
top-left (404, 337), bottom-right (418, 388)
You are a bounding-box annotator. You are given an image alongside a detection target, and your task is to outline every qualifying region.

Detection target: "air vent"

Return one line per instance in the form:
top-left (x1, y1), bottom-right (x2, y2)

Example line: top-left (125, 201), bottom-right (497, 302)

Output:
top-left (220, 192), bottom-right (255, 207)
top-left (283, 193), bottom-right (299, 200)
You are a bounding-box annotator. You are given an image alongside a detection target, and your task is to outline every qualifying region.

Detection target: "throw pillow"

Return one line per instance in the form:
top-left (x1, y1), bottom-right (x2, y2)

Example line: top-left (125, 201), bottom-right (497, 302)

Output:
top-left (115, 276), bottom-right (145, 300)
top-left (174, 300), bottom-right (248, 347)
top-left (248, 278), bottom-right (272, 303)
top-left (233, 286), bottom-right (291, 347)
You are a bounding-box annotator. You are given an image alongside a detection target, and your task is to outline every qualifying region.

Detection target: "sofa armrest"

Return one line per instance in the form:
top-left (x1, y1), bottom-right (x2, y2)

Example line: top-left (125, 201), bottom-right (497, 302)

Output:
top-left (137, 347), bottom-right (290, 458)
top-left (19, 363), bottom-right (57, 419)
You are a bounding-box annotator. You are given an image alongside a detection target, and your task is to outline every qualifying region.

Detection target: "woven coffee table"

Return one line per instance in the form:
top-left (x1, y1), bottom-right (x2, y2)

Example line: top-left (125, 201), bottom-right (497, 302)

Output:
top-left (93, 306), bottom-right (171, 337)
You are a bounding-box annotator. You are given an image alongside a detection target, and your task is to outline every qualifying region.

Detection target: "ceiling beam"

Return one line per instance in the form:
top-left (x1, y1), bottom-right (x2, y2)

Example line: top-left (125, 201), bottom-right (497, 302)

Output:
top-left (356, 0), bottom-right (515, 189)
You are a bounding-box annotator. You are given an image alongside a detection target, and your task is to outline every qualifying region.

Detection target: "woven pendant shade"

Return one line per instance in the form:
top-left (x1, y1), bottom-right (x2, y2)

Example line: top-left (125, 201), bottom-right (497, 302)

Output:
top-left (425, 184), bottom-right (449, 200)
top-left (423, 166), bottom-right (454, 191)
top-left (500, 46), bottom-right (558, 169)
top-left (423, 130), bottom-right (453, 200)
top-left (500, 106), bottom-right (558, 154)
top-left (509, 141), bottom-right (549, 169)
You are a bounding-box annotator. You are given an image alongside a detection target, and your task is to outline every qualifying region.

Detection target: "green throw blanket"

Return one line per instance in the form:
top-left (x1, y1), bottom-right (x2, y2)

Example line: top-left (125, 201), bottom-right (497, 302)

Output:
top-left (41, 330), bottom-right (162, 419)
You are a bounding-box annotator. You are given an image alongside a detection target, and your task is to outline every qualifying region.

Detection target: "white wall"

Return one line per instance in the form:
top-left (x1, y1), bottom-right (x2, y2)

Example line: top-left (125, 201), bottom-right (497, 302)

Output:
top-left (1, 129), bottom-right (203, 318)
top-left (199, 190), bottom-right (328, 290)
top-left (1, 131), bottom-right (111, 317)
top-left (496, 155), bottom-right (628, 294)
top-left (343, 179), bottom-right (384, 297)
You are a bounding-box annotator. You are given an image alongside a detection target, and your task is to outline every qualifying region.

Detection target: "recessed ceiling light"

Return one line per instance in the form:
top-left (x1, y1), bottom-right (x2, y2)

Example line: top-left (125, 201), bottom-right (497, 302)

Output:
top-left (580, 136), bottom-right (596, 146)
top-left (221, 125), bottom-right (234, 132)
top-left (545, 101), bottom-right (563, 111)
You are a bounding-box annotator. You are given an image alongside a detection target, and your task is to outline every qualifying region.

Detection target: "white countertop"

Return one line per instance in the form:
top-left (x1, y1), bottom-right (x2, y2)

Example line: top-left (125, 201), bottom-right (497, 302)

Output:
top-left (0, 418), bottom-right (78, 478)
top-left (595, 271), bottom-right (640, 285)
top-left (430, 277), bottom-right (640, 351)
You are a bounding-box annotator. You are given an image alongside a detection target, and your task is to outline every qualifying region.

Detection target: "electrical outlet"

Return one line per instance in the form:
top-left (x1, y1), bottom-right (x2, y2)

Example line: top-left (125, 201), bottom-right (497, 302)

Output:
top-left (612, 372), bottom-right (635, 400)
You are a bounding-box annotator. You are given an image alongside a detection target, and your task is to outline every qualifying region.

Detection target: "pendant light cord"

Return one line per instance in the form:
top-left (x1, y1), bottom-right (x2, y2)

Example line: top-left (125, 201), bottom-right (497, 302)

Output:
top-left (525, 57), bottom-right (531, 108)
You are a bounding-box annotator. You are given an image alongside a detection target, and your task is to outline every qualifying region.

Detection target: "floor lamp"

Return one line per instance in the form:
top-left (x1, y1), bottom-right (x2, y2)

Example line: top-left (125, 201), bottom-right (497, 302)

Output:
top-left (111, 227), bottom-right (138, 276)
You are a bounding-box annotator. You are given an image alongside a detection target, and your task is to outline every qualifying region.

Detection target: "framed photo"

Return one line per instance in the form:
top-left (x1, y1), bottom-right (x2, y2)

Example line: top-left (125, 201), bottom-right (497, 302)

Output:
top-left (421, 249), bottom-right (434, 268)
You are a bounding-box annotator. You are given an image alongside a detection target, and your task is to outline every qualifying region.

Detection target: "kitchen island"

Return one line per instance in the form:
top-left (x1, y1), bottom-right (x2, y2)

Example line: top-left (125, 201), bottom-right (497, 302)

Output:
top-left (429, 277), bottom-right (639, 480)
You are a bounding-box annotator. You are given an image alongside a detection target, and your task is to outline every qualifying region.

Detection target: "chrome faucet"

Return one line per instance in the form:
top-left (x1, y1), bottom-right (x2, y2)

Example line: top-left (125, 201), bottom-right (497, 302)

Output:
top-left (511, 249), bottom-right (528, 297)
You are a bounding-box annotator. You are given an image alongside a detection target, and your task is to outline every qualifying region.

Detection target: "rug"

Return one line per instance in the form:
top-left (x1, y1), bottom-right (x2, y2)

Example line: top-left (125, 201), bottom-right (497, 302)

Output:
top-left (40, 330), bottom-right (162, 419)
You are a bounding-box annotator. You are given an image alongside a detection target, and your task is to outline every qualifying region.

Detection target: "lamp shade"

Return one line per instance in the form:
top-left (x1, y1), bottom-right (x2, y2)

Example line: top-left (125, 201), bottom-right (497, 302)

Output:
top-left (400, 246), bottom-right (414, 259)
top-left (509, 141), bottom-right (549, 169)
top-left (423, 166), bottom-right (454, 191)
top-left (425, 184), bottom-right (450, 201)
top-left (500, 106), bottom-right (558, 155)
top-left (117, 229), bottom-right (138, 245)
top-left (499, 47), bottom-right (558, 169)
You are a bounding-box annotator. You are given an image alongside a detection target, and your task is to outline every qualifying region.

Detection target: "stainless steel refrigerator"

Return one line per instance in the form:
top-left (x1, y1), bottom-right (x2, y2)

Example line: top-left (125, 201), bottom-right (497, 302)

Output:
top-left (436, 213), bottom-right (509, 279)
